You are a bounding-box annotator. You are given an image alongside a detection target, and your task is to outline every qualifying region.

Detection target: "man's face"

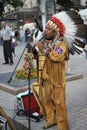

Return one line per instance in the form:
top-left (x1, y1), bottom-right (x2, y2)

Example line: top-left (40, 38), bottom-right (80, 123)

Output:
top-left (44, 26), bottom-right (56, 40)
top-left (1, 22), bottom-right (6, 28)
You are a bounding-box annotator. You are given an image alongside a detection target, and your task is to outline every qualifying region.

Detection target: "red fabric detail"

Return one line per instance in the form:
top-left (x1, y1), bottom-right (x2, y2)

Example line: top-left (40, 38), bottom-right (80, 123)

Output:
top-left (22, 93), bottom-right (40, 114)
top-left (50, 17), bottom-right (65, 37)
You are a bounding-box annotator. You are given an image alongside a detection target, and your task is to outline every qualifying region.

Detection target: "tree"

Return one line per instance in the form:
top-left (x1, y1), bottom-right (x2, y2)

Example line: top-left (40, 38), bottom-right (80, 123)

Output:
top-left (0, 0), bottom-right (5, 17)
top-left (0, 0), bottom-right (23, 18)
top-left (56, 0), bottom-right (75, 10)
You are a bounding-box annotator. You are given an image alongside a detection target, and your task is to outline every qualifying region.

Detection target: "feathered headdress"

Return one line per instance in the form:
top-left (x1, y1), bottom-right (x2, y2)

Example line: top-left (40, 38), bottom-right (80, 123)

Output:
top-left (46, 9), bottom-right (87, 55)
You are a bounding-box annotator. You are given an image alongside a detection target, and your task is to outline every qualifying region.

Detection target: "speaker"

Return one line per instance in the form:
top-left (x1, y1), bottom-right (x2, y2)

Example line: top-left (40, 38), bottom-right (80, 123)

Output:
top-left (21, 93), bottom-right (43, 122)
top-left (22, 93), bottom-right (40, 114)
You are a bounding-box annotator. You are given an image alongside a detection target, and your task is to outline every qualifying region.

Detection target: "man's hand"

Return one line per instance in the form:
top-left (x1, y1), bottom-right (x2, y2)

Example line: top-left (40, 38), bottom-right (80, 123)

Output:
top-left (35, 41), bottom-right (45, 52)
top-left (44, 47), bottom-right (51, 56)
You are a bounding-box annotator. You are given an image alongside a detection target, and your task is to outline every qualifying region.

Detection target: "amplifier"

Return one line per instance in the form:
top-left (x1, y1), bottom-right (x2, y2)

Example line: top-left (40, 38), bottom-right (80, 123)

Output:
top-left (21, 93), bottom-right (43, 122)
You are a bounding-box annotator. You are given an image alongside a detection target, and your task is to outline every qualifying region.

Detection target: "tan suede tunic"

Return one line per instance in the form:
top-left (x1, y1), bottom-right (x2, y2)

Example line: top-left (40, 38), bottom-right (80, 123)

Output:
top-left (41, 40), bottom-right (68, 87)
top-left (37, 40), bottom-right (69, 130)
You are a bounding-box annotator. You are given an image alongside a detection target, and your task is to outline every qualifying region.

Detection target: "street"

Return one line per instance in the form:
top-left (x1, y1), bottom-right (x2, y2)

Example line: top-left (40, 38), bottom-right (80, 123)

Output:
top-left (0, 43), bottom-right (87, 130)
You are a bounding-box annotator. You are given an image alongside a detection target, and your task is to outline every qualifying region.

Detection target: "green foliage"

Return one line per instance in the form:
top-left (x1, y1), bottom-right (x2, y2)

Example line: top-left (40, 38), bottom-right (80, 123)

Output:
top-left (7, 0), bottom-right (23, 9)
top-left (0, 0), bottom-right (23, 17)
top-left (0, 1), bottom-right (5, 17)
top-left (56, 0), bottom-right (75, 10)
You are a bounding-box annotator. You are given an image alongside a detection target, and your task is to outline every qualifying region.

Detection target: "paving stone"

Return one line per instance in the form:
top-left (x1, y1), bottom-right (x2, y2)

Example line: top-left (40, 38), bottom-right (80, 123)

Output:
top-left (0, 44), bottom-right (87, 130)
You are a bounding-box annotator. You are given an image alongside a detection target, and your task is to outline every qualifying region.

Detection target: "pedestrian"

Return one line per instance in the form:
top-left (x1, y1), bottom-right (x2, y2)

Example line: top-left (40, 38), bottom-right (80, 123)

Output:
top-left (11, 28), bottom-right (16, 56)
top-left (1, 21), bottom-right (13, 65)
top-left (19, 26), bottom-right (25, 44)
top-left (11, 38), bottom-right (16, 56)
top-left (14, 28), bottom-right (20, 44)
top-left (0, 29), bottom-right (3, 45)
top-left (33, 13), bottom-right (70, 130)
top-left (25, 28), bottom-right (30, 43)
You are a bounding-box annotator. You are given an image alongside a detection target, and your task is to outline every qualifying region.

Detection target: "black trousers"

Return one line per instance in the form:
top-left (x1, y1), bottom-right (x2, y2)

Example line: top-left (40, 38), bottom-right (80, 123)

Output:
top-left (3, 40), bottom-right (13, 63)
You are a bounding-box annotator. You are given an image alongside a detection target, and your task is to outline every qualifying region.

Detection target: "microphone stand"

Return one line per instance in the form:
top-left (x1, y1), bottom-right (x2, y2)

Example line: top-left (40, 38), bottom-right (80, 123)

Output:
top-left (27, 67), bottom-right (31, 130)
top-left (8, 29), bottom-right (35, 83)
top-left (8, 28), bottom-right (36, 130)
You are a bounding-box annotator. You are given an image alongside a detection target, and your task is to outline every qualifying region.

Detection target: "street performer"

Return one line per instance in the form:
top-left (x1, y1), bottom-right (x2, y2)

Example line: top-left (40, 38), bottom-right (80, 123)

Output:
top-left (33, 12), bottom-right (70, 130)
top-left (33, 9), bottom-right (87, 130)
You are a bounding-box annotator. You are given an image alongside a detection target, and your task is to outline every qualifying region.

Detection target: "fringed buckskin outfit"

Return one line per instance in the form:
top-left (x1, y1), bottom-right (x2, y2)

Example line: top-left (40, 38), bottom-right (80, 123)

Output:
top-left (34, 9), bottom-right (87, 130)
top-left (37, 39), bottom-right (69, 130)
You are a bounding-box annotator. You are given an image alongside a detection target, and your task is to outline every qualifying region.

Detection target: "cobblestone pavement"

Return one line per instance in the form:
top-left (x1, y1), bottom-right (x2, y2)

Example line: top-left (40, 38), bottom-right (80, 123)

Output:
top-left (0, 70), bottom-right (74, 89)
top-left (0, 77), bottom-right (87, 130)
top-left (0, 72), bottom-right (36, 88)
top-left (0, 44), bottom-right (87, 130)
top-left (0, 44), bottom-right (81, 94)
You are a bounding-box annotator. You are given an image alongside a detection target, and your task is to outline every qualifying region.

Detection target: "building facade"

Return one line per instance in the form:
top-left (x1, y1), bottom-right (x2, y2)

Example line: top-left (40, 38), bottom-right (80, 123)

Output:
top-left (3, 0), bottom-right (87, 28)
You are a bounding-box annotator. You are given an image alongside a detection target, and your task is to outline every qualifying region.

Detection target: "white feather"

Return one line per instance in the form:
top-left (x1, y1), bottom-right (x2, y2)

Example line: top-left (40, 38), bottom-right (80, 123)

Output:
top-left (53, 11), bottom-right (77, 48)
top-left (73, 44), bottom-right (84, 52)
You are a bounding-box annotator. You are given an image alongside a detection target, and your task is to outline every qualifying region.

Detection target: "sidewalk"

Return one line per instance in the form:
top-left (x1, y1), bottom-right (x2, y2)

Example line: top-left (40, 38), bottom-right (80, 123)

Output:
top-left (0, 44), bottom-right (87, 130)
top-left (0, 44), bottom-right (84, 95)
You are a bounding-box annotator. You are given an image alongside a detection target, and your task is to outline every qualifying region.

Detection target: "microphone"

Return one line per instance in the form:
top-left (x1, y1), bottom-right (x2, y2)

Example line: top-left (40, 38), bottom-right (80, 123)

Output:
top-left (35, 31), bottom-right (45, 42)
top-left (38, 32), bottom-right (45, 41)
top-left (32, 15), bottom-right (43, 32)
